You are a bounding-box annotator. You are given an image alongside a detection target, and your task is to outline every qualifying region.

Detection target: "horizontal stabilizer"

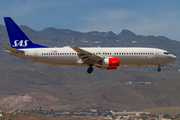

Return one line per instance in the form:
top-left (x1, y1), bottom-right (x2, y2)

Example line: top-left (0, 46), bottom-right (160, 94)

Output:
top-left (3, 46), bottom-right (23, 53)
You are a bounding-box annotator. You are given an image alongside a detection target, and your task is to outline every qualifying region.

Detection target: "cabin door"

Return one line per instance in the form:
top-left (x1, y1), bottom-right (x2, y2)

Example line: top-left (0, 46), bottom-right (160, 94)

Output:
top-left (34, 50), bottom-right (38, 59)
top-left (155, 50), bottom-right (159, 58)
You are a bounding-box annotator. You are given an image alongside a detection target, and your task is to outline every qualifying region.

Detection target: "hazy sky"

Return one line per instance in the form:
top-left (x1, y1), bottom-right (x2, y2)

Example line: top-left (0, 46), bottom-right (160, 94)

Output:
top-left (0, 0), bottom-right (180, 40)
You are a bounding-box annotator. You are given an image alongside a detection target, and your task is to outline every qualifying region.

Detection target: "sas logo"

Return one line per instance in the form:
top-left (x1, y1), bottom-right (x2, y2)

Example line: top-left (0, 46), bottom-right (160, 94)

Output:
top-left (12, 40), bottom-right (29, 47)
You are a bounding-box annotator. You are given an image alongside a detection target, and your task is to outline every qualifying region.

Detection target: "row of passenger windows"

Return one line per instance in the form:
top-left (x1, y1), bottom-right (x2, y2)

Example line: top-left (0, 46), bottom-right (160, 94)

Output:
top-left (42, 52), bottom-right (155, 56)
top-left (114, 52), bottom-right (154, 55)
top-left (42, 53), bottom-right (77, 55)
top-left (92, 53), bottom-right (155, 55)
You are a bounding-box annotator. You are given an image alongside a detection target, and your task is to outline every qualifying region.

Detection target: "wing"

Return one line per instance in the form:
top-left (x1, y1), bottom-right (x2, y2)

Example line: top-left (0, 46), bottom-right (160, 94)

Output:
top-left (70, 46), bottom-right (103, 65)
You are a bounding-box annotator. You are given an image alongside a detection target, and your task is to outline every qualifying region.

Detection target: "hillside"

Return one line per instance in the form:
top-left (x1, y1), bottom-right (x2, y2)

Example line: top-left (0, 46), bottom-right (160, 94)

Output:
top-left (0, 25), bottom-right (180, 112)
top-left (1, 113), bottom-right (104, 120)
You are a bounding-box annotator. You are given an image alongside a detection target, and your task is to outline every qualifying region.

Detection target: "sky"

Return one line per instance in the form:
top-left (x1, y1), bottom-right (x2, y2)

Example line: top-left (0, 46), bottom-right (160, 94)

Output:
top-left (0, 0), bottom-right (180, 40)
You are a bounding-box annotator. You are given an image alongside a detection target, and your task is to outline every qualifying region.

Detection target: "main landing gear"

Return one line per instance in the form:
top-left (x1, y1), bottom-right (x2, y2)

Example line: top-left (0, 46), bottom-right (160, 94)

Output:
top-left (157, 66), bottom-right (161, 72)
top-left (87, 66), bottom-right (93, 74)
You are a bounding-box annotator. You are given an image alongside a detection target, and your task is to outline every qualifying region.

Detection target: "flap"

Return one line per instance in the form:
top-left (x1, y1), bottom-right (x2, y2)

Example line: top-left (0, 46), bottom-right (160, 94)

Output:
top-left (70, 46), bottom-right (102, 60)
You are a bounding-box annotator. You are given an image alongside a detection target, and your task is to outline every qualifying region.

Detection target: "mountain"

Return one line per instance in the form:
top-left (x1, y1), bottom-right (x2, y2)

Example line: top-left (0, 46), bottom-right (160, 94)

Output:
top-left (0, 25), bottom-right (180, 112)
top-left (157, 36), bottom-right (171, 40)
top-left (118, 29), bottom-right (136, 38)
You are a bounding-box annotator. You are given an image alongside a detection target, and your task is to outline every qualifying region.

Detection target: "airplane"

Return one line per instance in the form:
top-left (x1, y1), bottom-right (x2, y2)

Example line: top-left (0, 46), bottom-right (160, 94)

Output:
top-left (3, 17), bottom-right (177, 74)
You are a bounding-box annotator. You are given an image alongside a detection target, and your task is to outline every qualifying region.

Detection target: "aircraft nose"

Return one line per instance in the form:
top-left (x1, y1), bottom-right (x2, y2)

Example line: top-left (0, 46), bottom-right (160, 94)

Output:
top-left (171, 55), bottom-right (177, 61)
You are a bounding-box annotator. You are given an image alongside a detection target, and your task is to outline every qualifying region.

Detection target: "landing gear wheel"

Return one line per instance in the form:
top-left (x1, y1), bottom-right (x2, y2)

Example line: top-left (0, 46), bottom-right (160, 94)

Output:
top-left (87, 66), bottom-right (93, 74)
top-left (157, 67), bottom-right (161, 72)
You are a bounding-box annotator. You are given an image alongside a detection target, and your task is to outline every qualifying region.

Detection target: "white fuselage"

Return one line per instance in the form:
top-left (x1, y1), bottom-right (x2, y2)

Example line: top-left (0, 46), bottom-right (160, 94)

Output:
top-left (10, 47), bottom-right (177, 66)
top-left (4, 17), bottom-right (177, 73)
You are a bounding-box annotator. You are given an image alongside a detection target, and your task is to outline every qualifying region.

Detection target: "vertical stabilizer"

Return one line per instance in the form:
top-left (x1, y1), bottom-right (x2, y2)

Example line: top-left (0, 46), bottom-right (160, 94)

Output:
top-left (4, 17), bottom-right (48, 49)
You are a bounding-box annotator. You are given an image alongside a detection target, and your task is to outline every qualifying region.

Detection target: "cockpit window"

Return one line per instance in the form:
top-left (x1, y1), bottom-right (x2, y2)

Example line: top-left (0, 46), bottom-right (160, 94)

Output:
top-left (164, 52), bottom-right (170, 55)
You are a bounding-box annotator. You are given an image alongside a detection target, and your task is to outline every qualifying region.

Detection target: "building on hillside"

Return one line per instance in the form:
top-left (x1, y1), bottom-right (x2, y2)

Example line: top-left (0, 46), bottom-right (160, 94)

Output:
top-left (160, 118), bottom-right (171, 120)
top-left (127, 82), bottom-right (152, 85)
top-left (138, 82), bottom-right (152, 85)
top-left (61, 111), bottom-right (70, 115)
top-left (6, 110), bottom-right (15, 114)
top-left (90, 109), bottom-right (97, 113)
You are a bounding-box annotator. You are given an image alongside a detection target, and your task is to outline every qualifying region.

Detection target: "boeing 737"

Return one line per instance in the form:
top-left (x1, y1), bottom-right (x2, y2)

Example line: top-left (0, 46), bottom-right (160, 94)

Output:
top-left (3, 17), bottom-right (177, 74)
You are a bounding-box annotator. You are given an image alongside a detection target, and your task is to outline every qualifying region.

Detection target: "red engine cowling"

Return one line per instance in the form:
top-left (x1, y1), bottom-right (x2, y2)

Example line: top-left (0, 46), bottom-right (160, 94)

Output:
top-left (101, 58), bottom-right (119, 70)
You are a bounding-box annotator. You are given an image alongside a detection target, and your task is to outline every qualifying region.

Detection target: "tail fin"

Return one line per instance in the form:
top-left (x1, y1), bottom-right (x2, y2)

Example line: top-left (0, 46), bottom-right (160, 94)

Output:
top-left (4, 17), bottom-right (48, 49)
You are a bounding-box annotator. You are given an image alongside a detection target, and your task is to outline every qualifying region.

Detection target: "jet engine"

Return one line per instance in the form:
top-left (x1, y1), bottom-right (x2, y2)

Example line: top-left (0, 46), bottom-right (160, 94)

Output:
top-left (100, 58), bottom-right (119, 70)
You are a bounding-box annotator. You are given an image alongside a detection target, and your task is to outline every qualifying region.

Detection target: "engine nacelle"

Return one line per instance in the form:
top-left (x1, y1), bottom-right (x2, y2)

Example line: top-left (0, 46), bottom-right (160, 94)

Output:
top-left (103, 58), bottom-right (119, 67)
top-left (101, 58), bottom-right (119, 70)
